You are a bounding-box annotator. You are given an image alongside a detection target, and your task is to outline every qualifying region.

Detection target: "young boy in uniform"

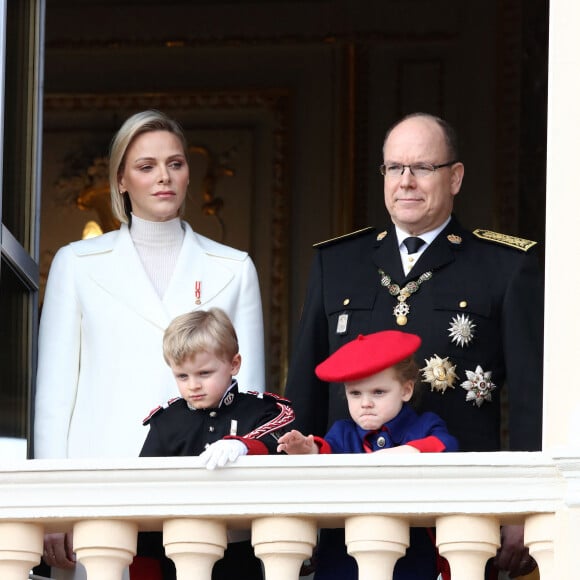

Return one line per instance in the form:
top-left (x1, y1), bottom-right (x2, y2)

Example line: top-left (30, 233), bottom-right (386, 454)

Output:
top-left (137, 307), bottom-right (294, 580)
top-left (278, 330), bottom-right (457, 580)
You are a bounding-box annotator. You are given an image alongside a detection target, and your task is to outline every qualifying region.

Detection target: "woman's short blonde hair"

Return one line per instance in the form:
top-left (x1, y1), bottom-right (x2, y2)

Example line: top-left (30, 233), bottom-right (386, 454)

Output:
top-left (109, 109), bottom-right (188, 223)
top-left (163, 308), bottom-right (239, 366)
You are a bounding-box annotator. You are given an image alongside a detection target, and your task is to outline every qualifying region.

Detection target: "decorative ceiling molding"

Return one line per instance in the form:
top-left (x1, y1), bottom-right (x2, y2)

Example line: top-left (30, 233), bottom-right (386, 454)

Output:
top-left (45, 31), bottom-right (458, 51)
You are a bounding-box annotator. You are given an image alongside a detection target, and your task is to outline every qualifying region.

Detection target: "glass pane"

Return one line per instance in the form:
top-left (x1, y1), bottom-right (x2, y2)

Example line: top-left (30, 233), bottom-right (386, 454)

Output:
top-left (0, 0), bottom-right (43, 459)
top-left (2, 0), bottom-right (37, 250)
top-left (0, 256), bottom-right (31, 441)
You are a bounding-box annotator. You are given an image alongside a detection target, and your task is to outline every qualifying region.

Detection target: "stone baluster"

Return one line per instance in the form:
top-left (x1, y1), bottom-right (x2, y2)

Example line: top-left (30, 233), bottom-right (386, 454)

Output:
top-left (525, 513), bottom-right (554, 579)
top-left (436, 515), bottom-right (500, 580)
top-left (0, 522), bottom-right (43, 580)
top-left (344, 515), bottom-right (409, 580)
top-left (73, 519), bottom-right (137, 580)
top-left (163, 518), bottom-right (227, 580)
top-left (252, 516), bottom-right (317, 580)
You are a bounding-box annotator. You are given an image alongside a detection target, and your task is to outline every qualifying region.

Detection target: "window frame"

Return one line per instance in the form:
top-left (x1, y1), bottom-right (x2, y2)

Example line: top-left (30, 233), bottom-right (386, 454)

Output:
top-left (0, 0), bottom-right (45, 458)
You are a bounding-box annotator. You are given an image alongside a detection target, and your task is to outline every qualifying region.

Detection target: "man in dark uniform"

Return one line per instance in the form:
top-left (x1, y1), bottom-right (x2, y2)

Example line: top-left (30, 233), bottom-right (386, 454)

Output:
top-left (285, 112), bottom-right (543, 578)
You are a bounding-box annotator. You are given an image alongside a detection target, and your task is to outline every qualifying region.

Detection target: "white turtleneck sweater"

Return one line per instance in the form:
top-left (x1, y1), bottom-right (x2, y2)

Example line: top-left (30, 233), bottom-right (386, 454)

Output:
top-left (129, 214), bottom-right (185, 298)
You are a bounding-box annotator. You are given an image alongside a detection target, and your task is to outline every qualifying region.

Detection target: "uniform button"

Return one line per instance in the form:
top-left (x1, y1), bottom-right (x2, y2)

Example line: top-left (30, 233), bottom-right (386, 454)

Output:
top-left (377, 436), bottom-right (386, 448)
top-left (343, 298), bottom-right (350, 306)
top-left (208, 426), bottom-right (215, 432)
top-left (459, 300), bottom-right (467, 308)
top-left (209, 411), bottom-right (217, 417)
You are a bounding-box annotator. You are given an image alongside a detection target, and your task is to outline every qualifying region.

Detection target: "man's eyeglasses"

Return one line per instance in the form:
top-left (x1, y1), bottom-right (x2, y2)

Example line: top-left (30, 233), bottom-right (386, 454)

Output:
top-left (379, 160), bottom-right (458, 178)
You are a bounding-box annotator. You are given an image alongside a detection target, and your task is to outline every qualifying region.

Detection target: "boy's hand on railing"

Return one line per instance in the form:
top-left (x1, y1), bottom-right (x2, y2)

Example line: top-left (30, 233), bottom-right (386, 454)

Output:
top-left (376, 445), bottom-right (420, 454)
top-left (199, 439), bottom-right (248, 470)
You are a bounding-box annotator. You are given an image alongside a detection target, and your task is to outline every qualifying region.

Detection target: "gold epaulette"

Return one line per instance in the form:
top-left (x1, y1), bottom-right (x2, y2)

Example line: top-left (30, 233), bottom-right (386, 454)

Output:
top-left (313, 226), bottom-right (375, 248)
top-left (472, 228), bottom-right (537, 252)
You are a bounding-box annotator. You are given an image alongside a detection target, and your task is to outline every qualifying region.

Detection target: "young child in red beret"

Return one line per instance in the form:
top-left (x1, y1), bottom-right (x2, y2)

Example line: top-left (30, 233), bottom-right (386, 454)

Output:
top-left (278, 330), bottom-right (457, 580)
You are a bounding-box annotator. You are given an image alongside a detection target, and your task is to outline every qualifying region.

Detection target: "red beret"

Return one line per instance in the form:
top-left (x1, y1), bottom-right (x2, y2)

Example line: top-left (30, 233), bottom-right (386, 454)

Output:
top-left (315, 330), bottom-right (421, 382)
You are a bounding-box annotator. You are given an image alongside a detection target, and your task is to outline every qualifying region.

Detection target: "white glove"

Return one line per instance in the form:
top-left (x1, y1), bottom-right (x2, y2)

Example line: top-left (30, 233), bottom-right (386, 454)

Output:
top-left (199, 439), bottom-right (248, 470)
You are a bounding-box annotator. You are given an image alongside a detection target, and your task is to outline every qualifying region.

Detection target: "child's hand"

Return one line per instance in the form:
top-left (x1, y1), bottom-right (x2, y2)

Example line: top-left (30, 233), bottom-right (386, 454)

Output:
top-left (375, 444), bottom-right (420, 454)
top-left (277, 429), bottom-right (318, 454)
top-left (199, 439), bottom-right (248, 469)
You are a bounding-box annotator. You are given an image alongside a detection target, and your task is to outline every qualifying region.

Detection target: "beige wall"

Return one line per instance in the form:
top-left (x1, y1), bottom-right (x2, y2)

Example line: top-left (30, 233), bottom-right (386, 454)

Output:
top-left (542, 0), bottom-right (580, 449)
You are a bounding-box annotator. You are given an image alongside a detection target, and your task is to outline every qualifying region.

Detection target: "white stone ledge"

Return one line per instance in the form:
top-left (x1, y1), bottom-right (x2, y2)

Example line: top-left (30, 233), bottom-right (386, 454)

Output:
top-left (0, 451), bottom-right (565, 532)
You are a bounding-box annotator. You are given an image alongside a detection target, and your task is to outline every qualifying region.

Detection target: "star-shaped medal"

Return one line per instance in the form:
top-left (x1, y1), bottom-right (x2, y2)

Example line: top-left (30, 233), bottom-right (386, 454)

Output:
top-left (421, 355), bottom-right (458, 393)
top-left (461, 366), bottom-right (496, 407)
top-left (448, 313), bottom-right (476, 347)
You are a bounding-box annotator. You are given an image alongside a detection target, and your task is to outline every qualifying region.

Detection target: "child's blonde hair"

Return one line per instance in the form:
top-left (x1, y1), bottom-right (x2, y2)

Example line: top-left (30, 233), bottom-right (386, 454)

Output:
top-left (163, 308), bottom-right (239, 365)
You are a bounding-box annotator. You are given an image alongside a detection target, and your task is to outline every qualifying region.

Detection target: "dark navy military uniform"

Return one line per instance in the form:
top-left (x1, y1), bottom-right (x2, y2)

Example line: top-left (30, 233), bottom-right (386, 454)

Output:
top-left (285, 215), bottom-right (542, 580)
top-left (286, 215), bottom-right (543, 453)
top-left (138, 382), bottom-right (294, 580)
top-left (140, 382), bottom-right (293, 457)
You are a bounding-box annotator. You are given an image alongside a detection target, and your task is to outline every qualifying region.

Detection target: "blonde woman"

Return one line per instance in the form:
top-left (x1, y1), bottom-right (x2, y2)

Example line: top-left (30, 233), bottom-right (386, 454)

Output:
top-left (35, 110), bottom-right (265, 579)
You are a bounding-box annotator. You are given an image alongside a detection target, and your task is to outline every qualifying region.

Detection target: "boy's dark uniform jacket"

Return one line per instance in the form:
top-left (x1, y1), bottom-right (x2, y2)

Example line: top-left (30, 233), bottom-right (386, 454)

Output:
top-left (285, 215), bottom-right (544, 452)
top-left (140, 382), bottom-right (294, 457)
top-left (137, 382), bottom-right (290, 580)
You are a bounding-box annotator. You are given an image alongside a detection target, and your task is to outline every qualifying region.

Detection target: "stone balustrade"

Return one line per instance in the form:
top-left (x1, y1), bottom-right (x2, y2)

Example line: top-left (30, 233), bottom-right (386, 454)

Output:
top-left (0, 451), bottom-right (577, 579)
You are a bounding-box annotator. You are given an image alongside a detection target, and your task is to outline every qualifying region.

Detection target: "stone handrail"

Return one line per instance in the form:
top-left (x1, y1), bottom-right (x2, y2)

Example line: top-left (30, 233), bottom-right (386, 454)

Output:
top-left (0, 451), bottom-right (575, 579)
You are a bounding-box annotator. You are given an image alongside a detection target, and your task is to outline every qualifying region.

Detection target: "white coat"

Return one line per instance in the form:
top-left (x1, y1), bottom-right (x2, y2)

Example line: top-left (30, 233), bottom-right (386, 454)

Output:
top-left (34, 221), bottom-right (265, 460)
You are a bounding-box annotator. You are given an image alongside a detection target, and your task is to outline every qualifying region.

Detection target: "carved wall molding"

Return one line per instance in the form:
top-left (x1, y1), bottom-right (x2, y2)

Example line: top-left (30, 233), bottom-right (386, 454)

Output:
top-left (45, 31), bottom-right (458, 51)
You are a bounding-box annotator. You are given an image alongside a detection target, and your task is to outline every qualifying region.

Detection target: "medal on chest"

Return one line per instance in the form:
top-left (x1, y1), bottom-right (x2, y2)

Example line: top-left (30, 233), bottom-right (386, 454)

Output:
top-left (461, 365), bottom-right (496, 406)
top-left (194, 281), bottom-right (202, 305)
top-left (377, 269), bottom-right (433, 326)
top-left (421, 354), bottom-right (458, 393)
top-left (448, 313), bottom-right (476, 347)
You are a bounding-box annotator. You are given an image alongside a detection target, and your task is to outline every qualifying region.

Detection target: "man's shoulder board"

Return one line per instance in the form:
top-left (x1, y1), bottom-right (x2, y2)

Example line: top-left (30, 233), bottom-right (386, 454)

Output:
top-left (472, 228), bottom-right (537, 252)
top-left (313, 226), bottom-right (375, 249)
